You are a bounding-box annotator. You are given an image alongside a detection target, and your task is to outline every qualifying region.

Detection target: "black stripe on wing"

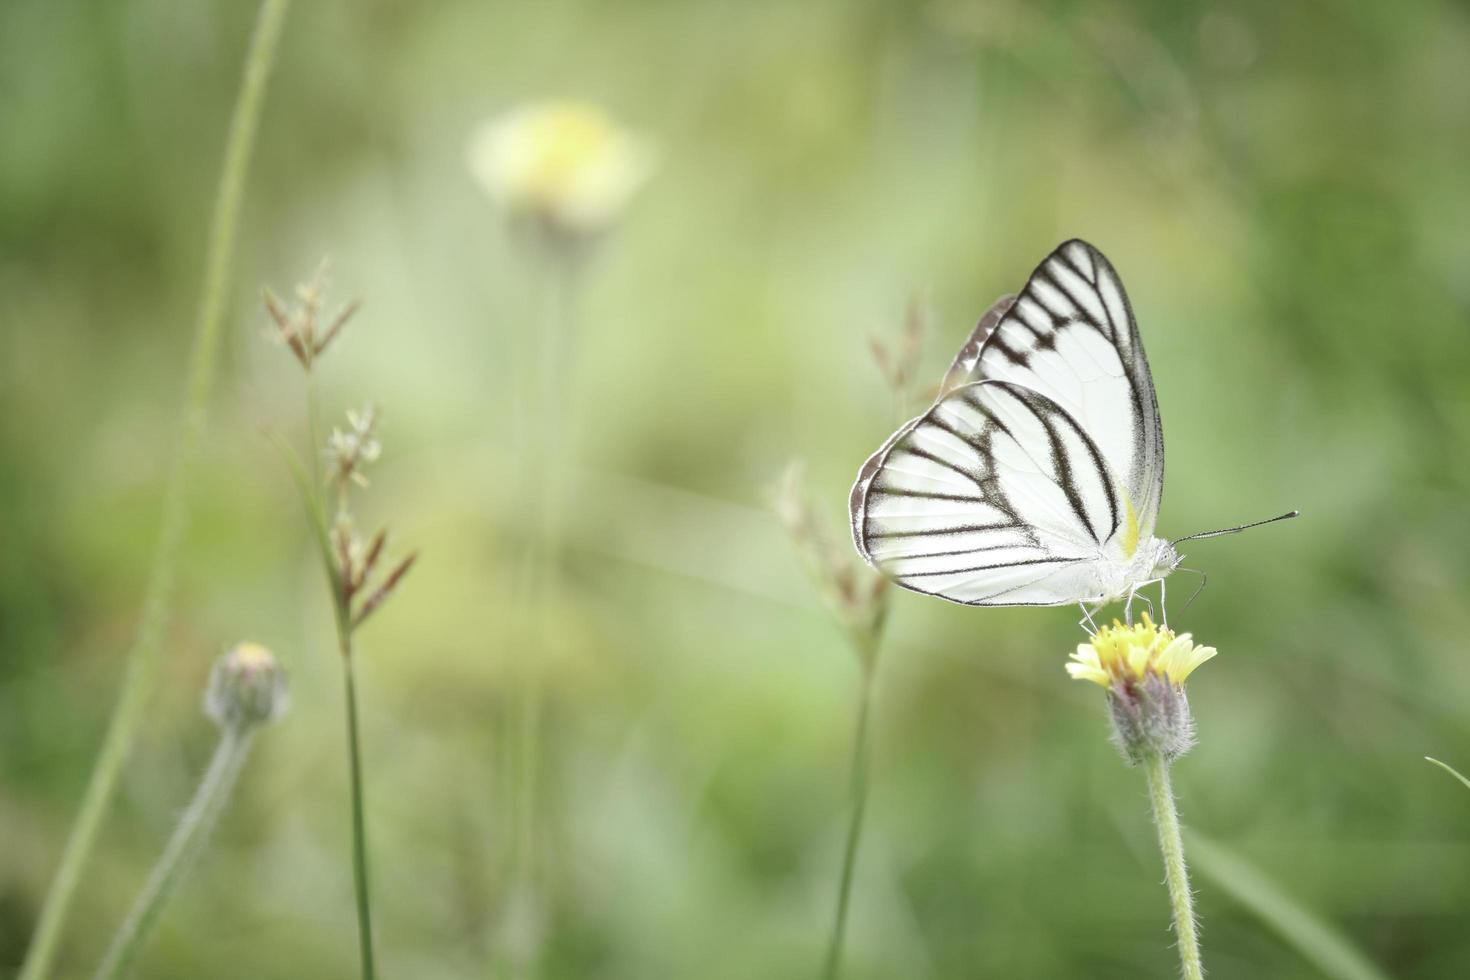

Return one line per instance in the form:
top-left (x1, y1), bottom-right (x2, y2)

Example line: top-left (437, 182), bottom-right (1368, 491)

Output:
top-left (899, 555), bottom-right (1081, 578)
top-left (849, 380), bottom-right (1120, 607)
top-left (973, 382), bottom-right (1121, 547)
top-left (971, 240), bottom-right (1165, 531)
top-left (954, 560), bottom-right (1109, 608)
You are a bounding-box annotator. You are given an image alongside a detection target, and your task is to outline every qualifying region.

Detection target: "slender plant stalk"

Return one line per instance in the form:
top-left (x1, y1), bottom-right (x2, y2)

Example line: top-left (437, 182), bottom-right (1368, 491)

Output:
top-left (822, 654), bottom-right (878, 980)
top-left (501, 247), bottom-right (580, 977)
top-left (339, 637), bottom-right (377, 980)
top-left (93, 730), bottom-right (255, 980)
top-left (533, 250), bottom-right (576, 557)
top-left (307, 439), bottom-right (378, 980)
top-left (1426, 756), bottom-right (1470, 791)
top-left (268, 266), bottom-right (405, 980)
top-left (18, 4), bottom-right (291, 977)
top-left (1143, 751), bottom-right (1205, 980)
top-left (312, 371), bottom-right (376, 979)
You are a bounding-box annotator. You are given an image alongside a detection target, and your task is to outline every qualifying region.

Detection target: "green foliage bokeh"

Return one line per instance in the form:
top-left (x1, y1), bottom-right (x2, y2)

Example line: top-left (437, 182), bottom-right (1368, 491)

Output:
top-left (2, 1), bottom-right (1468, 977)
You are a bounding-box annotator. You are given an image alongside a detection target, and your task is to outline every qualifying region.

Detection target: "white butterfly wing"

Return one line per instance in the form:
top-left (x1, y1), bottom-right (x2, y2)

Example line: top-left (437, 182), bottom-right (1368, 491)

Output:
top-left (850, 380), bottom-right (1124, 606)
top-left (948, 240), bottom-right (1164, 538)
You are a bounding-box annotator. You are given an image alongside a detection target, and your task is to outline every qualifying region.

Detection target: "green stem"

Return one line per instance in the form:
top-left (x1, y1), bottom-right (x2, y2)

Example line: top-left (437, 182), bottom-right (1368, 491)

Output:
top-left (340, 641), bottom-right (377, 980)
top-left (822, 657), bottom-right (877, 980)
top-left (93, 729), bottom-right (255, 980)
top-left (18, 4), bottom-right (291, 977)
top-left (1143, 751), bottom-right (1205, 980)
top-left (501, 247), bottom-right (580, 976)
top-left (299, 329), bottom-right (374, 978)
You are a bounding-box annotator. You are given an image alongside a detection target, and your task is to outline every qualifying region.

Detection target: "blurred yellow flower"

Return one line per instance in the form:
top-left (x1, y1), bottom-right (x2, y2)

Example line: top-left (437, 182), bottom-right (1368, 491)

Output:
top-left (1066, 613), bottom-right (1216, 689)
top-left (467, 100), bottom-right (653, 237)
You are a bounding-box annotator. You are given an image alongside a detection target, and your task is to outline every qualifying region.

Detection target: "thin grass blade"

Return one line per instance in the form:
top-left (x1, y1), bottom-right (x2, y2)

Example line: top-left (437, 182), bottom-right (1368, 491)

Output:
top-left (1187, 832), bottom-right (1391, 980)
top-left (1425, 757), bottom-right (1470, 791)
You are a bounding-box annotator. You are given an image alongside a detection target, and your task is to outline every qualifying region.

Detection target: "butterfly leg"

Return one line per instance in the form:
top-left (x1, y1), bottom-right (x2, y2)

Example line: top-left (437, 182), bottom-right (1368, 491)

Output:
top-left (1127, 588), bottom-right (1155, 625)
top-left (1077, 603), bottom-right (1100, 635)
top-left (1174, 567), bottom-right (1208, 617)
top-left (1159, 577), bottom-right (1168, 628)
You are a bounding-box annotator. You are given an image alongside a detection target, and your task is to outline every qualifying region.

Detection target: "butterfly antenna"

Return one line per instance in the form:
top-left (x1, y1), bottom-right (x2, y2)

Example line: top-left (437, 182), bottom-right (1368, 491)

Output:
top-left (1172, 510), bottom-right (1299, 544)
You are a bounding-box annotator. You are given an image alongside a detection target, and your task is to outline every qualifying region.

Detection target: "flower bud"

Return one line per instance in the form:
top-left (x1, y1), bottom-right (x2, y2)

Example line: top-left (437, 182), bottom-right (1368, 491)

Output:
top-left (1105, 669), bottom-right (1197, 765)
top-left (1066, 614), bottom-right (1215, 765)
top-left (204, 642), bottom-right (289, 732)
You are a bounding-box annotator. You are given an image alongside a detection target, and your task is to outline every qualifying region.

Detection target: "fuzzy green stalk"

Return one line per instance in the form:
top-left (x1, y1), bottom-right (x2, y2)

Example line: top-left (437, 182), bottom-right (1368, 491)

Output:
top-left (1143, 750), bottom-right (1205, 980)
top-left (17, 4), bottom-right (291, 977)
top-left (92, 729), bottom-right (255, 979)
top-left (821, 644), bottom-right (878, 980)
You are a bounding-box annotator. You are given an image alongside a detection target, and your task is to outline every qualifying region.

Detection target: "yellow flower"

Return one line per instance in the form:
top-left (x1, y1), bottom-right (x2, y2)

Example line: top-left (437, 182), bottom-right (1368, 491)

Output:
top-left (1068, 614), bottom-right (1215, 764)
top-left (1066, 613), bottom-right (1216, 689)
top-left (467, 101), bottom-right (653, 237)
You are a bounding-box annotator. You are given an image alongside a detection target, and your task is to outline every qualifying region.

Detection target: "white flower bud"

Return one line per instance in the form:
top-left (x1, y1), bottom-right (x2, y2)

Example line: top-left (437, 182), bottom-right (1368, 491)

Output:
top-left (467, 101), bottom-right (653, 240)
top-left (204, 643), bottom-right (289, 732)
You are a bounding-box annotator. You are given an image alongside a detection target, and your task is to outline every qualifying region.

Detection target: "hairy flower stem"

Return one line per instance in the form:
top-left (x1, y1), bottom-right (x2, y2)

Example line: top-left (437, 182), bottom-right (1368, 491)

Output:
top-left (18, 4), bottom-right (291, 977)
top-left (822, 652), bottom-right (878, 980)
top-left (1143, 750), bottom-right (1205, 980)
top-left (93, 730), bottom-right (255, 980)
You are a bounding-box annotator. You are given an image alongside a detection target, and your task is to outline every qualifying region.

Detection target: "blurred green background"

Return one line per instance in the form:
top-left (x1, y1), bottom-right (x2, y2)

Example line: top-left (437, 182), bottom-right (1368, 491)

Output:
top-left (3, 0), bottom-right (1470, 977)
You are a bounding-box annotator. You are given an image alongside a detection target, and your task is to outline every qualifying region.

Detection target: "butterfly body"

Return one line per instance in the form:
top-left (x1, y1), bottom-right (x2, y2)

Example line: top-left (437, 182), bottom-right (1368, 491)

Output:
top-left (850, 240), bottom-right (1180, 610)
top-left (1090, 534), bottom-right (1179, 606)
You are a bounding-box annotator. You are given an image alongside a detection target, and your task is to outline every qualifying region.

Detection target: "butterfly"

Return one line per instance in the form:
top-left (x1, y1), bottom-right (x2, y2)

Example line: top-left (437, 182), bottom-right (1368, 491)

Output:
top-left (848, 239), bottom-right (1294, 623)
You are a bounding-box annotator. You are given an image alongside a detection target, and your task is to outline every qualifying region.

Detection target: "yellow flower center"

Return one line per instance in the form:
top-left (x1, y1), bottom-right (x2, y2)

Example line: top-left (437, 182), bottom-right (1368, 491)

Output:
top-left (230, 641), bottom-right (276, 670)
top-left (1066, 612), bottom-right (1216, 689)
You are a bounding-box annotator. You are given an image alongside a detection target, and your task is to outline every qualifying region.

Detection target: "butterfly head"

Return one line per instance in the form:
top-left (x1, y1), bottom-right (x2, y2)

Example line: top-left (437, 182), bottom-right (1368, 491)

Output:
top-left (1137, 535), bottom-right (1183, 583)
